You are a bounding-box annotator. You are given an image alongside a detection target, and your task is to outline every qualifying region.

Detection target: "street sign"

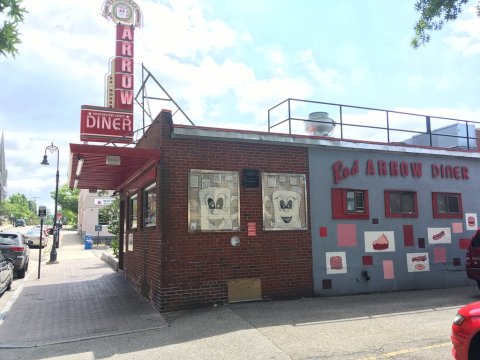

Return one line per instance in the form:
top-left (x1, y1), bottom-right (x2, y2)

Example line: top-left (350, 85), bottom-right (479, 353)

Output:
top-left (95, 225), bottom-right (102, 232)
top-left (38, 206), bottom-right (47, 220)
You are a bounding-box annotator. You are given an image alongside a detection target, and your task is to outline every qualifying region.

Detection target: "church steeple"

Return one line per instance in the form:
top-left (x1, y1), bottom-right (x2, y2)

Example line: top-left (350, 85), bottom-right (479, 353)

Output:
top-left (0, 131), bottom-right (7, 201)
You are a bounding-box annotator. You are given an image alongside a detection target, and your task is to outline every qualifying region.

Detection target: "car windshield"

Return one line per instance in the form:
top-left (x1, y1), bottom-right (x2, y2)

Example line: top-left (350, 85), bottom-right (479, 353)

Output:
top-left (26, 229), bottom-right (41, 236)
top-left (0, 234), bottom-right (20, 245)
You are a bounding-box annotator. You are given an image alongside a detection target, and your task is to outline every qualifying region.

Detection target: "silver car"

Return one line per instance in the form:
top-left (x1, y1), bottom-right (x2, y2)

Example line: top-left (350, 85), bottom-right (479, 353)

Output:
top-left (24, 227), bottom-right (49, 248)
top-left (0, 232), bottom-right (29, 278)
top-left (0, 254), bottom-right (13, 296)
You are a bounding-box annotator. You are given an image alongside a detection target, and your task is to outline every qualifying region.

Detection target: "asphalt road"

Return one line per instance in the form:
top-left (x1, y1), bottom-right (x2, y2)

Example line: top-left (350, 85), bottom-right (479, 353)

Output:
top-left (0, 225), bottom-right (48, 314)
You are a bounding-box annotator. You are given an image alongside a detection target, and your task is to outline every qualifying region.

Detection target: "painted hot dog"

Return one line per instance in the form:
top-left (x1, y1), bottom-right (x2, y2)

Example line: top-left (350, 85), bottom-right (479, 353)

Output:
top-left (432, 231), bottom-right (445, 241)
top-left (412, 255), bottom-right (427, 262)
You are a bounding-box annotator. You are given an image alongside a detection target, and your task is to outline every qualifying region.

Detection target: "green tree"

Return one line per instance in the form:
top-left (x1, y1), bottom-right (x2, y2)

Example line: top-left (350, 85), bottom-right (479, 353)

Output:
top-left (99, 197), bottom-right (120, 257)
top-left (2, 193), bottom-right (36, 224)
top-left (99, 197), bottom-right (120, 237)
top-left (51, 184), bottom-right (80, 227)
top-left (0, 0), bottom-right (27, 58)
top-left (411, 0), bottom-right (478, 48)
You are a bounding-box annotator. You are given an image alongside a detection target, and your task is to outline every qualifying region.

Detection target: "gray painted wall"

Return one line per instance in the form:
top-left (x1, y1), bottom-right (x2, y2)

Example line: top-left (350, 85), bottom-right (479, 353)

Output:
top-left (309, 147), bottom-right (479, 295)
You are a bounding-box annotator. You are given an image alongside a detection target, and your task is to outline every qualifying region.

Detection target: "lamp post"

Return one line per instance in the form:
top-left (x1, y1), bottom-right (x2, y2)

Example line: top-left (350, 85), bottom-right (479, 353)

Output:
top-left (41, 142), bottom-right (60, 263)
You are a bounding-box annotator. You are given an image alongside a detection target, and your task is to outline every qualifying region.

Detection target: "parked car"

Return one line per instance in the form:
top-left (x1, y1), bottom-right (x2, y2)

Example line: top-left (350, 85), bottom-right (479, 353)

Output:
top-left (466, 230), bottom-right (480, 288)
top-left (0, 232), bottom-right (29, 278)
top-left (451, 301), bottom-right (480, 359)
top-left (35, 225), bottom-right (49, 238)
top-left (15, 219), bottom-right (26, 227)
top-left (24, 227), bottom-right (49, 248)
top-left (0, 254), bottom-right (13, 296)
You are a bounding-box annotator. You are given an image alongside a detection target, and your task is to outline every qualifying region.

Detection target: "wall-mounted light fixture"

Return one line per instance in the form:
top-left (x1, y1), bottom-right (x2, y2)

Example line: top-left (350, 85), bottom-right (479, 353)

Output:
top-left (106, 155), bottom-right (121, 165)
top-left (75, 157), bottom-right (84, 177)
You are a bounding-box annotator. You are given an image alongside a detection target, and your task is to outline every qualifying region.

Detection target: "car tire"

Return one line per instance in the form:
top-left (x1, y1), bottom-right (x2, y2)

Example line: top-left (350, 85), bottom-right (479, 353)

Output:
top-left (469, 334), bottom-right (480, 359)
top-left (476, 280), bottom-right (480, 290)
top-left (6, 279), bottom-right (11, 291)
top-left (17, 266), bottom-right (26, 279)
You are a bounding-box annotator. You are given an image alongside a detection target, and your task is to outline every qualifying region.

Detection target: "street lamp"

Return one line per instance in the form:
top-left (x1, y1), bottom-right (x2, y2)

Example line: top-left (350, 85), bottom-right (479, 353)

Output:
top-left (41, 142), bottom-right (60, 263)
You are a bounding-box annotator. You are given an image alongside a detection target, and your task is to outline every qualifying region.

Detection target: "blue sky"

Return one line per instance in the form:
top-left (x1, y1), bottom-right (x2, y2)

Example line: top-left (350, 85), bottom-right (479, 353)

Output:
top-left (1, 0), bottom-right (479, 212)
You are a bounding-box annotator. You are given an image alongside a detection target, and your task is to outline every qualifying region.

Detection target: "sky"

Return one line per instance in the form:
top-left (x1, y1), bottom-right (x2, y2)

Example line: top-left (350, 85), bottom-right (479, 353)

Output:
top-left (1, 0), bottom-right (480, 213)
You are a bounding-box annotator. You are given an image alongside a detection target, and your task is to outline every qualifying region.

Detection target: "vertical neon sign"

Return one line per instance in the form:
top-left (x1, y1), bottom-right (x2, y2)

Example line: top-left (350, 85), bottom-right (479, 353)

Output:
top-left (101, 0), bottom-right (143, 120)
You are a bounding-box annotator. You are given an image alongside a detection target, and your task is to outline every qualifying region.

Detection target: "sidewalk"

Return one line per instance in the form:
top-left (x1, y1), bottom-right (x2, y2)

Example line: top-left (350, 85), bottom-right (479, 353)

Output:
top-left (0, 231), bottom-right (167, 348)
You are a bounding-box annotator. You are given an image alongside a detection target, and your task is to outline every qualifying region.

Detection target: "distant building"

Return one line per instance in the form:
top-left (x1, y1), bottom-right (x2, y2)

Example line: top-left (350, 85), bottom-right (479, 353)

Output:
top-left (77, 189), bottom-right (116, 241)
top-left (404, 123), bottom-right (477, 150)
top-left (0, 132), bottom-right (7, 201)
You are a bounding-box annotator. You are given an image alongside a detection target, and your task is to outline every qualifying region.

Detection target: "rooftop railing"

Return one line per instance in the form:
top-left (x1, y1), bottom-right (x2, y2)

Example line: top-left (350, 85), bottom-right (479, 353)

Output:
top-left (267, 98), bottom-right (480, 150)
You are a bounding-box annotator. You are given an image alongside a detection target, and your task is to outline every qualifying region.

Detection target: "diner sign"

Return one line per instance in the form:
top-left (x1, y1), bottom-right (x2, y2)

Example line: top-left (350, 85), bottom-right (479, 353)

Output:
top-left (80, 105), bottom-right (133, 143)
top-left (332, 159), bottom-right (469, 184)
top-left (80, 0), bottom-right (143, 144)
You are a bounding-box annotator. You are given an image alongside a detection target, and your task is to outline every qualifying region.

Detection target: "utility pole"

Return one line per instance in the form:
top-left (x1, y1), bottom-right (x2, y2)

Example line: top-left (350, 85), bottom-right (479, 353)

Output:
top-left (31, 196), bottom-right (39, 212)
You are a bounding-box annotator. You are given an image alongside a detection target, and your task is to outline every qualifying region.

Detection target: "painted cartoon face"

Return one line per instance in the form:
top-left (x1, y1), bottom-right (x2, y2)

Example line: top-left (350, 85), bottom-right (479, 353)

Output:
top-left (271, 190), bottom-right (301, 228)
top-left (199, 187), bottom-right (232, 230)
top-left (114, 4), bottom-right (131, 19)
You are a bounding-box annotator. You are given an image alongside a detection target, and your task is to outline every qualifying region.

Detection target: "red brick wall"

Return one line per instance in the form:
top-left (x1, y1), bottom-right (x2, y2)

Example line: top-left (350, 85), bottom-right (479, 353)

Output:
top-left (123, 111), bottom-right (313, 312)
top-left (122, 115), bottom-right (165, 308)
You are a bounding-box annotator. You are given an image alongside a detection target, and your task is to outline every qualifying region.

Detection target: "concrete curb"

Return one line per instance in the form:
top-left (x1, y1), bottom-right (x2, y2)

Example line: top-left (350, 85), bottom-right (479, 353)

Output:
top-left (101, 251), bottom-right (119, 271)
top-left (0, 325), bottom-right (166, 349)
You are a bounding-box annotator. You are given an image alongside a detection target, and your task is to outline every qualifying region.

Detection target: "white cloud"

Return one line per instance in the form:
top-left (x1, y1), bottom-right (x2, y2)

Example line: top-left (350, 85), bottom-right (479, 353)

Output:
top-left (137, 0), bottom-right (239, 60)
top-left (407, 75), bottom-right (424, 88)
top-left (3, 126), bottom-right (75, 211)
top-left (297, 50), bottom-right (346, 92)
top-left (261, 47), bottom-right (287, 77)
top-left (444, 6), bottom-right (480, 56)
top-left (2, 0), bottom-right (480, 213)
top-left (236, 77), bottom-right (312, 123)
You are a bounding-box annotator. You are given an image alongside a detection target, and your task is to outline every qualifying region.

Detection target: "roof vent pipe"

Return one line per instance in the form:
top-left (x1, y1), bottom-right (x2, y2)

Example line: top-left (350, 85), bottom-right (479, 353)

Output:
top-left (305, 112), bottom-right (336, 136)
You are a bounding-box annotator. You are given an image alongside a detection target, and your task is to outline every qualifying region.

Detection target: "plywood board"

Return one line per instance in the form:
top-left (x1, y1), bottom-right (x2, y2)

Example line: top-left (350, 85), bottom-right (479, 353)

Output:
top-left (227, 278), bottom-right (262, 303)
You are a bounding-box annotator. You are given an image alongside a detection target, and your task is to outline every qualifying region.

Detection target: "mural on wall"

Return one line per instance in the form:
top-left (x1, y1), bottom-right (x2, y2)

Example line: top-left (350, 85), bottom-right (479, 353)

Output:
top-left (364, 231), bottom-right (395, 252)
top-left (188, 170), bottom-right (240, 232)
top-left (427, 227), bottom-right (451, 244)
top-left (262, 173), bottom-right (307, 230)
top-left (406, 253), bottom-right (430, 272)
top-left (466, 213), bottom-right (478, 231)
top-left (326, 252), bottom-right (347, 274)
top-left (452, 222), bottom-right (463, 234)
top-left (337, 223), bottom-right (357, 247)
top-left (434, 247), bottom-right (447, 263)
top-left (383, 260), bottom-right (395, 279)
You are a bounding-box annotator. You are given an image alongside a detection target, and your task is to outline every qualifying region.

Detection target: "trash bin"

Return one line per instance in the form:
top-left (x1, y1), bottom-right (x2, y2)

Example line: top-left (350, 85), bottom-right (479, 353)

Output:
top-left (84, 234), bottom-right (93, 250)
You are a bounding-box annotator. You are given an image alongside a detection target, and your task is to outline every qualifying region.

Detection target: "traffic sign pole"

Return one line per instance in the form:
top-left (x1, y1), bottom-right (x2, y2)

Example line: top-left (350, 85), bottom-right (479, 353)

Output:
top-left (38, 206), bottom-right (47, 279)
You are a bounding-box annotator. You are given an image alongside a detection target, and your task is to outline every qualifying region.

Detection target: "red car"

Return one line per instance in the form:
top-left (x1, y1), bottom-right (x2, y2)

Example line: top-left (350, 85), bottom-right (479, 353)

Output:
top-left (466, 230), bottom-right (480, 288)
top-left (451, 301), bottom-right (480, 359)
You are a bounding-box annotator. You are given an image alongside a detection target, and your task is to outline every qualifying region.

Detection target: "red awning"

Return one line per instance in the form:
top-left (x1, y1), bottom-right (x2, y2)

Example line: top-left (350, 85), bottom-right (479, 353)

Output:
top-left (68, 143), bottom-right (161, 191)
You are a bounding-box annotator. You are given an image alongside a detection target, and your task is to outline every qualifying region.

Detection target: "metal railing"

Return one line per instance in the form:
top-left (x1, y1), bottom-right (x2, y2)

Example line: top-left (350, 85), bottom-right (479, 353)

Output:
top-left (101, 64), bottom-right (195, 147)
top-left (268, 98), bottom-right (480, 150)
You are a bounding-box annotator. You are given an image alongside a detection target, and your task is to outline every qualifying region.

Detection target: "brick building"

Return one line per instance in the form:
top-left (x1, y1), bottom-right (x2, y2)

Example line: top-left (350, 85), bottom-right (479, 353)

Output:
top-left (69, 107), bottom-right (480, 313)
